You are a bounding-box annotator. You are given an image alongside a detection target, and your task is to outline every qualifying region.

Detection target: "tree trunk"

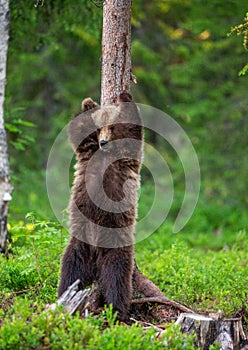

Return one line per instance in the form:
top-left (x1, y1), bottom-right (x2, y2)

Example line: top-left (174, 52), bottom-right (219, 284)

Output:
top-left (100, 0), bottom-right (165, 301)
top-left (100, 0), bottom-right (193, 320)
top-left (0, 0), bottom-right (12, 253)
top-left (55, 0), bottom-right (194, 322)
top-left (101, 0), bottom-right (132, 105)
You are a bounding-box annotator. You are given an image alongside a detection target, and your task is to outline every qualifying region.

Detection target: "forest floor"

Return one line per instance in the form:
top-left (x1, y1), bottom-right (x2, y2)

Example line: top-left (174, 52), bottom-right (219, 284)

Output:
top-left (0, 206), bottom-right (248, 349)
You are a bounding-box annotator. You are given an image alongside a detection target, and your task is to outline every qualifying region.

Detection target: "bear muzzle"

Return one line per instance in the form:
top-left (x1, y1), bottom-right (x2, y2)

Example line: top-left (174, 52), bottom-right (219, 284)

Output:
top-left (100, 139), bottom-right (109, 150)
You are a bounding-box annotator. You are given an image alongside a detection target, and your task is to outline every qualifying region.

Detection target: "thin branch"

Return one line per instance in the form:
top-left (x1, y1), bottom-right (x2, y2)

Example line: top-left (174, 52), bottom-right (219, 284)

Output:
top-left (131, 297), bottom-right (195, 314)
top-left (90, 0), bottom-right (104, 8)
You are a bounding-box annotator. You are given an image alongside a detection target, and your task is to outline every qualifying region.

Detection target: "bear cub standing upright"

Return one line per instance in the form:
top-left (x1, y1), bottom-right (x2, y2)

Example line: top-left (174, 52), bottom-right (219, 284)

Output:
top-left (58, 93), bottom-right (143, 320)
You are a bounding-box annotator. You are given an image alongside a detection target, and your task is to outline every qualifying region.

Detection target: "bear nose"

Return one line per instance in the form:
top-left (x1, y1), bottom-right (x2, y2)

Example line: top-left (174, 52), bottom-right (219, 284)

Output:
top-left (100, 140), bottom-right (108, 148)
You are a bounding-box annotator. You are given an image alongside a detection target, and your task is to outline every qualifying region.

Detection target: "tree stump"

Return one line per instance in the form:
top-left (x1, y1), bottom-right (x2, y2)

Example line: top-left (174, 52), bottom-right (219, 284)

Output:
top-left (176, 312), bottom-right (247, 350)
top-left (48, 280), bottom-right (91, 316)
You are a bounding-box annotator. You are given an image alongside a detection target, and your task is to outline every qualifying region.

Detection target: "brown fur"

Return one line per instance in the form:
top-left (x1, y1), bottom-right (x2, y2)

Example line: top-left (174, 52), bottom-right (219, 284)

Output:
top-left (58, 93), bottom-right (143, 320)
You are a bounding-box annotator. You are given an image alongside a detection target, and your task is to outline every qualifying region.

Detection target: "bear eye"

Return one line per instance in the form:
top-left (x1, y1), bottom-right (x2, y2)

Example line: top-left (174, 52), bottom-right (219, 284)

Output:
top-left (110, 125), bottom-right (115, 131)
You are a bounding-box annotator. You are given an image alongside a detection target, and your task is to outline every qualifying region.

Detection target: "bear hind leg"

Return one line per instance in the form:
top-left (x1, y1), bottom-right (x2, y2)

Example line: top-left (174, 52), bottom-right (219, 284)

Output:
top-left (98, 248), bottom-right (133, 321)
top-left (58, 237), bottom-right (93, 297)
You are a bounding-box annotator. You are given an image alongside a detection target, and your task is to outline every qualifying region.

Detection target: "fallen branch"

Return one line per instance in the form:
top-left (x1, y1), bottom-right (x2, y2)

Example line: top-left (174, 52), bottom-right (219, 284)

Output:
top-left (130, 317), bottom-right (165, 332)
top-left (131, 263), bottom-right (191, 322)
top-left (131, 297), bottom-right (195, 314)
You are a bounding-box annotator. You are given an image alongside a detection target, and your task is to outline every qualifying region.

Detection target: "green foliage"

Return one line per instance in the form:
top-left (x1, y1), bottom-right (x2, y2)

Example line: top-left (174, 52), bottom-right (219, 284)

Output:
top-left (1, 215), bottom-right (248, 348)
top-left (0, 303), bottom-right (101, 350)
top-left (1, 216), bottom-right (65, 301)
top-left (5, 114), bottom-right (35, 152)
top-left (131, 0), bottom-right (248, 217)
top-left (231, 11), bottom-right (248, 41)
top-left (9, 0), bottom-right (102, 53)
top-left (2, 0), bottom-right (248, 348)
top-left (137, 238), bottom-right (248, 316)
top-left (5, 0), bottom-right (248, 224)
top-left (238, 63), bottom-right (248, 76)
top-left (228, 12), bottom-right (248, 75)
top-left (102, 304), bottom-right (118, 328)
top-left (0, 264), bottom-right (196, 350)
top-left (0, 300), bottom-right (196, 350)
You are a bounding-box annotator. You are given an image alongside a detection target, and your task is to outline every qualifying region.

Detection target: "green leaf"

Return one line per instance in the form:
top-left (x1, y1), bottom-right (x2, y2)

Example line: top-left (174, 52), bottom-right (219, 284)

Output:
top-left (10, 141), bottom-right (25, 151)
top-left (15, 119), bottom-right (36, 127)
top-left (238, 64), bottom-right (248, 76)
top-left (5, 123), bottom-right (21, 134)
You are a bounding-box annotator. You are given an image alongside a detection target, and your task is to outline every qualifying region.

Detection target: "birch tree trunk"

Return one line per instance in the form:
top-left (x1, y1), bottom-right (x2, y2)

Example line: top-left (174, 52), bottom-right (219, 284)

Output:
top-left (0, 0), bottom-right (12, 252)
top-left (101, 0), bottom-right (132, 105)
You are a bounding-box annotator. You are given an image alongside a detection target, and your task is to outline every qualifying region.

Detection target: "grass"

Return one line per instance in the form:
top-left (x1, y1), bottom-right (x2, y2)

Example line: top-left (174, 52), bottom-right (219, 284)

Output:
top-left (1, 176), bottom-right (248, 349)
top-left (137, 235), bottom-right (248, 316)
top-left (0, 302), bottom-right (196, 350)
top-left (0, 210), bottom-right (248, 349)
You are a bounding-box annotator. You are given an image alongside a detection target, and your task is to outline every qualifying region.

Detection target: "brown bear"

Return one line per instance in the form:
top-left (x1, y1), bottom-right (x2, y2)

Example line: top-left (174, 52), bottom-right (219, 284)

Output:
top-left (58, 93), bottom-right (143, 320)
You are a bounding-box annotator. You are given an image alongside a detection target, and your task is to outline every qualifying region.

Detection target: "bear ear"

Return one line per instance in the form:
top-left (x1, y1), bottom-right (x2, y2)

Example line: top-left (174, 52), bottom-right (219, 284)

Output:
top-left (117, 92), bottom-right (133, 103)
top-left (81, 98), bottom-right (98, 112)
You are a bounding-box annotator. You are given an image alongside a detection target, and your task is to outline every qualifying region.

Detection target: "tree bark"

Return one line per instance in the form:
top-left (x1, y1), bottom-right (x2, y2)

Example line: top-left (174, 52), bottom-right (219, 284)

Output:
top-left (0, 0), bottom-right (12, 253)
top-left (101, 0), bottom-right (132, 105)
top-left (48, 280), bottom-right (91, 316)
top-left (176, 313), bottom-right (247, 350)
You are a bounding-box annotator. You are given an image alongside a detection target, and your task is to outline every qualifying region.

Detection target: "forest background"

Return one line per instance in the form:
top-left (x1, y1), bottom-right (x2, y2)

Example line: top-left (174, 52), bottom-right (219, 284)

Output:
top-left (1, 0), bottom-right (248, 348)
top-left (6, 0), bottom-right (248, 232)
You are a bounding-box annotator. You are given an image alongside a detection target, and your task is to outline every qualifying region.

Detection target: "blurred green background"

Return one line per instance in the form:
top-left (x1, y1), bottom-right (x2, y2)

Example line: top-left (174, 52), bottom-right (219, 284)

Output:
top-left (5, 0), bottom-right (248, 241)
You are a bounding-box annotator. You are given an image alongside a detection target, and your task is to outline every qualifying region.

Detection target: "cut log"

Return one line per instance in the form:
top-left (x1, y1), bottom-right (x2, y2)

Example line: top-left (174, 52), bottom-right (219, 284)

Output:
top-left (48, 279), bottom-right (91, 316)
top-left (175, 312), bottom-right (247, 350)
